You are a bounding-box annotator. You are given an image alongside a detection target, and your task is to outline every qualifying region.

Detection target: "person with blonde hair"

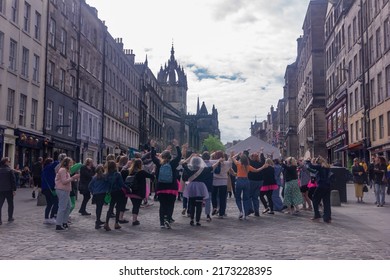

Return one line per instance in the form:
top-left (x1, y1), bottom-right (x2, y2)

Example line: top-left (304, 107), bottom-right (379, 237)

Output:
top-left (282, 157), bottom-right (303, 215)
top-left (305, 156), bottom-right (332, 223)
top-left (54, 157), bottom-right (80, 230)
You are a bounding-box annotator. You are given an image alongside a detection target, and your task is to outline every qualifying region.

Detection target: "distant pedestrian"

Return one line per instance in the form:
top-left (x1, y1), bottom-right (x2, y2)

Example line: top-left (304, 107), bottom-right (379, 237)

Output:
top-left (352, 158), bottom-right (366, 203)
top-left (373, 156), bottom-right (387, 207)
top-left (31, 157), bottom-right (43, 198)
top-left (0, 157), bottom-right (17, 225)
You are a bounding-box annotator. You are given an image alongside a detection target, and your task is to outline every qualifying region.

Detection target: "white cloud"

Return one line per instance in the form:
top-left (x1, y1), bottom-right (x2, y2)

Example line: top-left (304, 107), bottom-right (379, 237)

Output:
top-left (87, 0), bottom-right (311, 143)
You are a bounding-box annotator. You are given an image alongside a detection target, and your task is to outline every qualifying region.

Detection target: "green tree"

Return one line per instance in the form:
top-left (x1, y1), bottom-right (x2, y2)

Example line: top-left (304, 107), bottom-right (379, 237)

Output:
top-left (202, 135), bottom-right (225, 152)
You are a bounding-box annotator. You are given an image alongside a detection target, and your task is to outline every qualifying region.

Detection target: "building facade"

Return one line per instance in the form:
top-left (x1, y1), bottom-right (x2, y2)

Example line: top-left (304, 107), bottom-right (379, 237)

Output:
top-left (296, 0), bottom-right (328, 160)
top-left (0, 0), bottom-right (47, 168)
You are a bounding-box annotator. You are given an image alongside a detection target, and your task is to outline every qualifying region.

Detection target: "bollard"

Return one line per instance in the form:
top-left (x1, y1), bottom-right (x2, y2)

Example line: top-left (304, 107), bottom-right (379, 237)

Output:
top-left (330, 190), bottom-right (341, 206)
top-left (37, 191), bottom-right (47, 206)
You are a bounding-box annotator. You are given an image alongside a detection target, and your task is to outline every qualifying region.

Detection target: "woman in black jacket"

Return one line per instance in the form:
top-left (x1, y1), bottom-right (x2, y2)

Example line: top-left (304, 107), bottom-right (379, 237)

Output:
top-left (78, 158), bottom-right (95, 215)
top-left (0, 157), bottom-right (17, 225)
top-left (150, 139), bottom-right (183, 229)
top-left (125, 158), bottom-right (155, 226)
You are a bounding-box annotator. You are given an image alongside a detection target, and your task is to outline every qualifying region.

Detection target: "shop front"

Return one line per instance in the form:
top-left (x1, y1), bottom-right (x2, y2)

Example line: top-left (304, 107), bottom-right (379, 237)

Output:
top-left (326, 133), bottom-right (347, 166)
top-left (51, 138), bottom-right (79, 162)
top-left (369, 142), bottom-right (390, 161)
top-left (14, 130), bottom-right (45, 169)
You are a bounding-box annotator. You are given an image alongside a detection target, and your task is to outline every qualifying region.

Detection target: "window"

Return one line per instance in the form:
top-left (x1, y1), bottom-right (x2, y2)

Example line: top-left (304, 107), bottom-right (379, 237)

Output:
top-left (377, 72), bottom-right (383, 103)
top-left (385, 18), bottom-right (390, 51)
top-left (372, 118), bottom-right (377, 141)
top-left (60, 29), bottom-right (66, 55)
top-left (59, 68), bottom-right (65, 91)
top-left (70, 75), bottom-right (76, 97)
top-left (11, 0), bottom-right (18, 23)
top-left (350, 123), bottom-right (354, 142)
top-left (388, 111), bottom-right (390, 137)
top-left (57, 106), bottom-right (64, 134)
top-left (352, 17), bottom-right (357, 43)
top-left (70, 37), bottom-right (76, 62)
top-left (61, 0), bottom-right (66, 16)
top-left (32, 54), bottom-right (39, 82)
top-left (71, 1), bottom-right (77, 24)
top-left (376, 27), bottom-right (381, 58)
top-left (369, 36), bottom-right (374, 65)
top-left (21, 47), bottom-right (29, 77)
top-left (0, 0), bottom-right (4, 14)
top-left (6, 89), bottom-right (15, 123)
top-left (354, 88), bottom-right (358, 112)
top-left (0, 31), bottom-right (4, 65)
top-left (49, 18), bottom-right (56, 47)
top-left (9, 39), bottom-right (17, 71)
top-left (68, 111), bottom-right (73, 137)
top-left (46, 100), bottom-right (53, 130)
top-left (34, 12), bottom-right (41, 40)
top-left (31, 99), bottom-right (37, 129)
top-left (379, 115), bottom-right (384, 139)
top-left (19, 94), bottom-right (27, 127)
top-left (355, 120), bottom-right (359, 141)
top-left (47, 61), bottom-right (54, 86)
top-left (23, 2), bottom-right (31, 33)
top-left (385, 65), bottom-right (390, 98)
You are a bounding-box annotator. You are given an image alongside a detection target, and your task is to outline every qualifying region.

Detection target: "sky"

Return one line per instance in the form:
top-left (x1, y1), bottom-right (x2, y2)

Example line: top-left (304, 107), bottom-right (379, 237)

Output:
top-left (87, 0), bottom-right (312, 144)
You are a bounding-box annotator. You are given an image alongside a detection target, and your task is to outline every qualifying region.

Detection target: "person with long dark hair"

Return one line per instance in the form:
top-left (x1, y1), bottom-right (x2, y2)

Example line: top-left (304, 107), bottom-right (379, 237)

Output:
top-left (78, 158), bottom-right (95, 215)
top-left (104, 160), bottom-right (125, 231)
top-left (41, 158), bottom-right (59, 224)
top-left (150, 139), bottom-right (183, 229)
top-left (258, 158), bottom-right (278, 215)
top-left (126, 159), bottom-right (155, 226)
top-left (88, 165), bottom-right (109, 229)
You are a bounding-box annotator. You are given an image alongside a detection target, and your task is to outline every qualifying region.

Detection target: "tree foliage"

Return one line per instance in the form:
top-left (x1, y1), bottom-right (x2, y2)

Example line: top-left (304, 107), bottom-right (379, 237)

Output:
top-left (202, 135), bottom-right (225, 152)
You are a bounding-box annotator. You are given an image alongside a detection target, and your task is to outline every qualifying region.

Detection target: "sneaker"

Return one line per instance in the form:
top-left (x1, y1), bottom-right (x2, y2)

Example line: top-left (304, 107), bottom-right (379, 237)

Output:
top-left (254, 212), bottom-right (260, 217)
top-left (80, 212), bottom-right (91, 216)
top-left (206, 215), bottom-right (212, 222)
top-left (262, 208), bottom-right (270, 214)
top-left (267, 211), bottom-right (275, 215)
top-left (132, 220), bottom-right (140, 226)
top-left (247, 209), bottom-right (254, 216)
top-left (62, 223), bottom-right (69, 229)
top-left (164, 220), bottom-right (171, 229)
top-left (238, 212), bottom-right (243, 220)
top-left (181, 208), bottom-right (187, 215)
top-left (8, 218), bottom-right (14, 222)
top-left (114, 223), bottom-right (121, 230)
top-left (169, 218), bottom-right (175, 223)
top-left (43, 218), bottom-right (56, 225)
top-left (211, 208), bottom-right (218, 216)
top-left (196, 222), bottom-right (201, 226)
top-left (56, 225), bottom-right (66, 231)
top-left (118, 219), bottom-right (129, 224)
top-left (160, 225), bottom-right (165, 229)
top-left (218, 215), bottom-right (224, 219)
top-left (190, 220), bottom-right (195, 226)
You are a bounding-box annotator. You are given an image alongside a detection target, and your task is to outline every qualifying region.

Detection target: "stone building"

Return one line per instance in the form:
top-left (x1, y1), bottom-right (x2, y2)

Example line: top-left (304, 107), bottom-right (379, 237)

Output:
top-left (77, 2), bottom-right (105, 163)
top-left (0, 0), bottom-right (47, 168)
top-left (44, 0), bottom-right (80, 161)
top-left (296, 0), bottom-right (328, 159)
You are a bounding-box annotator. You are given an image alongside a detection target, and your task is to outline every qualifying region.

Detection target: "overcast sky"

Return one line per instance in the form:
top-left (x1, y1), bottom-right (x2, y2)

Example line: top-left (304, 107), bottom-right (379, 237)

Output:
top-left (87, 0), bottom-right (312, 144)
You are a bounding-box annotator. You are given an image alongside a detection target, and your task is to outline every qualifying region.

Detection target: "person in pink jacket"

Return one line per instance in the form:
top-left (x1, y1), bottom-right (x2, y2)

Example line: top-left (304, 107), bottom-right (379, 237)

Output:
top-left (55, 157), bottom-right (80, 231)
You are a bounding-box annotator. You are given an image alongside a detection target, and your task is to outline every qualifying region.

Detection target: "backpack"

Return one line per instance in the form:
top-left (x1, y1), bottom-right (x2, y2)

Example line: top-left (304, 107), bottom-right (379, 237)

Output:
top-left (158, 163), bottom-right (173, 183)
top-left (124, 173), bottom-right (138, 193)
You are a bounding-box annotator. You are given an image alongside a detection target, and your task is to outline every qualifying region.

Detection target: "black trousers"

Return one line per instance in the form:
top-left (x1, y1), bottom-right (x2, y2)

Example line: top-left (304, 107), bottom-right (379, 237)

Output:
top-left (312, 187), bottom-right (331, 221)
top-left (130, 197), bottom-right (142, 215)
top-left (93, 193), bottom-right (105, 223)
top-left (259, 190), bottom-right (269, 209)
top-left (79, 191), bottom-right (91, 213)
top-left (211, 185), bottom-right (227, 216)
top-left (105, 190), bottom-right (123, 224)
top-left (264, 190), bottom-right (274, 211)
top-left (158, 193), bottom-right (176, 225)
top-left (189, 196), bottom-right (203, 222)
top-left (0, 191), bottom-right (14, 221)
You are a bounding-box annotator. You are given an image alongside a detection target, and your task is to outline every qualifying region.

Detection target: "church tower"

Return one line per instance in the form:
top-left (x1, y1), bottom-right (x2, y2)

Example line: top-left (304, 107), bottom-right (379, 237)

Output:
top-left (157, 44), bottom-right (188, 114)
top-left (157, 45), bottom-right (188, 145)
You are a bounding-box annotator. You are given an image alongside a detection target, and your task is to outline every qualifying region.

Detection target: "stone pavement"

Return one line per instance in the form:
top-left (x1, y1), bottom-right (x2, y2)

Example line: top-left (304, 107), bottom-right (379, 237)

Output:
top-left (0, 184), bottom-right (389, 260)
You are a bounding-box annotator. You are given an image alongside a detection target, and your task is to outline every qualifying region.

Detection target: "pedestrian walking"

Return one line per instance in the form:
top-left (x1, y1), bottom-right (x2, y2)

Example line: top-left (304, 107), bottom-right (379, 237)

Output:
top-left (31, 157), bottom-right (43, 198)
top-left (0, 157), bottom-right (17, 225)
top-left (373, 156), bottom-right (387, 207)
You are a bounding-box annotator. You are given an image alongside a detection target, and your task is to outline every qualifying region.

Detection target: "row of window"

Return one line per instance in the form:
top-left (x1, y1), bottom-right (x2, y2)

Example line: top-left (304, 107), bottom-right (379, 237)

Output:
top-left (45, 100), bottom-right (74, 137)
top-left (6, 88), bottom-right (38, 130)
top-left (105, 118), bottom-right (138, 147)
top-left (0, 0), bottom-right (42, 42)
top-left (349, 111), bottom-right (390, 143)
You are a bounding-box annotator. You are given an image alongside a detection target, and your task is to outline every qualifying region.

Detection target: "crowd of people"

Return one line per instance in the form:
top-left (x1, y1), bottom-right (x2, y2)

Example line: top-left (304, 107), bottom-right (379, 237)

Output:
top-left (1, 140), bottom-right (389, 229)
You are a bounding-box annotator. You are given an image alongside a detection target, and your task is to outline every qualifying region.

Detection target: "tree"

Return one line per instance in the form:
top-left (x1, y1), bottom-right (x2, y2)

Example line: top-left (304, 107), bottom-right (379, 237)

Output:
top-left (202, 135), bottom-right (225, 152)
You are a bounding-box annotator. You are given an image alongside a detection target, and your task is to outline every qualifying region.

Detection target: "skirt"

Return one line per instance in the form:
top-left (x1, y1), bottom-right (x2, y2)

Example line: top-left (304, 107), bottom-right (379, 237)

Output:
top-left (260, 184), bottom-right (279, 192)
top-left (183, 181), bottom-right (209, 199)
top-left (283, 179), bottom-right (303, 206)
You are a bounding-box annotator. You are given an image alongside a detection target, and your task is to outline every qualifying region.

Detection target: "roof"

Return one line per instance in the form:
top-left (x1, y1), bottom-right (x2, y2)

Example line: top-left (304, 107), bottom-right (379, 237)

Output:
top-left (225, 136), bottom-right (281, 158)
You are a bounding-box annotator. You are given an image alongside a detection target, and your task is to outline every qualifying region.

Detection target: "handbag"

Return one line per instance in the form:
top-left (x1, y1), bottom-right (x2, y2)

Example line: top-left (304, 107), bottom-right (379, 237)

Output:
top-left (362, 185), bottom-right (368, 193)
top-left (104, 192), bottom-right (111, 204)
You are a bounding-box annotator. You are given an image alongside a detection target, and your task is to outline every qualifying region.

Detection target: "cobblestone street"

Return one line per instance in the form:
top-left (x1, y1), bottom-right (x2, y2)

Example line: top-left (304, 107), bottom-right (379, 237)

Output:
top-left (0, 184), bottom-right (389, 260)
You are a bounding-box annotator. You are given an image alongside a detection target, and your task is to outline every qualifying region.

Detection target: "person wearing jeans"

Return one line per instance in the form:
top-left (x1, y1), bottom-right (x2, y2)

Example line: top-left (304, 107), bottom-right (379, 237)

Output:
top-left (373, 156), bottom-right (387, 207)
top-left (41, 158), bottom-right (59, 224)
top-left (88, 165), bottom-right (108, 229)
top-left (248, 152), bottom-right (265, 216)
top-left (78, 158), bottom-right (95, 215)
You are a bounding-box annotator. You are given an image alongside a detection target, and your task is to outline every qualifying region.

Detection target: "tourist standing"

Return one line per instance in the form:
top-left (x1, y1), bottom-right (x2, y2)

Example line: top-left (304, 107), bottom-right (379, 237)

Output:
top-left (352, 158), bottom-right (366, 203)
top-left (78, 158), bottom-right (95, 215)
top-left (31, 157), bottom-right (43, 198)
top-left (373, 156), bottom-right (387, 207)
